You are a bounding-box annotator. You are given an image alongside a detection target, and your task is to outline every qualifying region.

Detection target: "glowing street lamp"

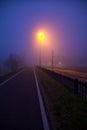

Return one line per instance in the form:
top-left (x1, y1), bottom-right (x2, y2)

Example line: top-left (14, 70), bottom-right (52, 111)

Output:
top-left (37, 31), bottom-right (46, 66)
top-left (37, 32), bottom-right (45, 42)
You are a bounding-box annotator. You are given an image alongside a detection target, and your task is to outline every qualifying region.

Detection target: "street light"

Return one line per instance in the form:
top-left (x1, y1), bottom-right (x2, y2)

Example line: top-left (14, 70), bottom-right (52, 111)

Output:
top-left (37, 31), bottom-right (46, 66)
top-left (37, 32), bottom-right (45, 42)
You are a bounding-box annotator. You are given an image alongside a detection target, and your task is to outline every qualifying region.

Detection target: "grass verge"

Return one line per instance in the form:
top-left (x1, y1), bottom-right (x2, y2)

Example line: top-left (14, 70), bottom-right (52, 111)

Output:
top-left (0, 68), bottom-right (23, 84)
top-left (36, 68), bottom-right (87, 130)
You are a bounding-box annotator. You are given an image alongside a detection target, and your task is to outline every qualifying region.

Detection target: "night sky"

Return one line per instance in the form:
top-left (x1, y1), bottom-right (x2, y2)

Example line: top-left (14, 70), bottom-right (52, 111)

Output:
top-left (0, 0), bottom-right (87, 66)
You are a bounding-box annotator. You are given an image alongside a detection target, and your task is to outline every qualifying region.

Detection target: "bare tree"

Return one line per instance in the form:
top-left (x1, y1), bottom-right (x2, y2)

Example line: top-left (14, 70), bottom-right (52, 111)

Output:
top-left (5, 53), bottom-right (23, 72)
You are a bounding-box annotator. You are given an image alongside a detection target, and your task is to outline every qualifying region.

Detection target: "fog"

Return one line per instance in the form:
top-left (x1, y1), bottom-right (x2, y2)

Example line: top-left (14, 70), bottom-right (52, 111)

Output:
top-left (0, 0), bottom-right (87, 74)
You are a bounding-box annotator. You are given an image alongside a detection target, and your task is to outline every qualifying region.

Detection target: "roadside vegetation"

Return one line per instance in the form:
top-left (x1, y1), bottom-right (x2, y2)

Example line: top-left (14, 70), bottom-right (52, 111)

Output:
top-left (0, 68), bottom-right (23, 84)
top-left (36, 68), bottom-right (87, 130)
top-left (0, 53), bottom-right (24, 84)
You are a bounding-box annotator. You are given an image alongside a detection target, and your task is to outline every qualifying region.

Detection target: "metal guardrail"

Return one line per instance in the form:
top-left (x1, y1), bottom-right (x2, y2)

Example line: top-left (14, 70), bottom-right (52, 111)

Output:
top-left (39, 67), bottom-right (87, 100)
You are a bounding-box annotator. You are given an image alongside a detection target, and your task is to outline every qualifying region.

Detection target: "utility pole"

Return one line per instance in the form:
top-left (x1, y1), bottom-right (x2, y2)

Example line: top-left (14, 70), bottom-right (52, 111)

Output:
top-left (52, 50), bottom-right (54, 70)
top-left (39, 46), bottom-right (41, 67)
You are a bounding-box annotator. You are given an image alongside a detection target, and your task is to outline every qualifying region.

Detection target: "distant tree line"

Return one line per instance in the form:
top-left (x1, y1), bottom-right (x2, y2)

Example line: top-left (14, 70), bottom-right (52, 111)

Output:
top-left (0, 53), bottom-right (25, 76)
top-left (4, 53), bottom-right (24, 72)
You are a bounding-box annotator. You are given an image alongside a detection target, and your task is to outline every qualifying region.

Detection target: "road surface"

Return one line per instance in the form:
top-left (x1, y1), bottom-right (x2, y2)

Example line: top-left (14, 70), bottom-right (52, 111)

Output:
top-left (0, 67), bottom-right (49, 130)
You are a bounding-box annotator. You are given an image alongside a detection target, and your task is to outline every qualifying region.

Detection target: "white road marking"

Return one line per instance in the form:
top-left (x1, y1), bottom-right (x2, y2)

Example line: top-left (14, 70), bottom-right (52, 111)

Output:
top-left (34, 69), bottom-right (50, 130)
top-left (0, 69), bottom-right (24, 87)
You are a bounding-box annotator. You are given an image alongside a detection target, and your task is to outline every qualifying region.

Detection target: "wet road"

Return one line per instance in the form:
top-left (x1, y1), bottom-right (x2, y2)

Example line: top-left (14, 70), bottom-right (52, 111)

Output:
top-left (0, 68), bottom-right (44, 130)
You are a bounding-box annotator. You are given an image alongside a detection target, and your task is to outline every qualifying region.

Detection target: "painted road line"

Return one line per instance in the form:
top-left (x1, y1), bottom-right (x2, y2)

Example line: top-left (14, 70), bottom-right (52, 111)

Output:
top-left (0, 69), bottom-right (24, 87)
top-left (34, 69), bottom-right (50, 130)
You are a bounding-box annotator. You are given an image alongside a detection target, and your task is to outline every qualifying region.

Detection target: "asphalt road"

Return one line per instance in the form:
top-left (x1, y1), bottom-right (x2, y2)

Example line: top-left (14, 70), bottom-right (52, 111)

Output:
top-left (0, 68), bottom-right (44, 130)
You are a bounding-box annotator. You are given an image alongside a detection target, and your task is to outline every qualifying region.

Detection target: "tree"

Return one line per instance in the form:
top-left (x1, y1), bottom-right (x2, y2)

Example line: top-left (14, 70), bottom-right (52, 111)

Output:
top-left (5, 53), bottom-right (22, 72)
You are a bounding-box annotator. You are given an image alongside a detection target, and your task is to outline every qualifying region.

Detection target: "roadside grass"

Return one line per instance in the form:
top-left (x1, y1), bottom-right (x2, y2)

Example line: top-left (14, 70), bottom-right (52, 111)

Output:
top-left (0, 68), bottom-right (23, 84)
top-left (36, 68), bottom-right (87, 130)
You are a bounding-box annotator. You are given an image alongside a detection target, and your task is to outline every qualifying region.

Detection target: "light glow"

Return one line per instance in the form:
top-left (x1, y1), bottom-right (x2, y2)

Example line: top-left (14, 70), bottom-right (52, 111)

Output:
top-left (34, 27), bottom-right (54, 49)
top-left (37, 32), bottom-right (45, 41)
top-left (36, 30), bottom-right (49, 47)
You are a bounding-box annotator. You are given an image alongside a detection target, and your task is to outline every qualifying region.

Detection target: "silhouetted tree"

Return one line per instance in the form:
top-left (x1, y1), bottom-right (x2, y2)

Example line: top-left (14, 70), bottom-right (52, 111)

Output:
top-left (0, 63), bottom-right (1, 75)
top-left (5, 53), bottom-right (22, 72)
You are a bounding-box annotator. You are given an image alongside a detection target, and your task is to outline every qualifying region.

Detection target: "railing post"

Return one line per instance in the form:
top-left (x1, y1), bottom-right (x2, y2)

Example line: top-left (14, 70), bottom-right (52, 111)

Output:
top-left (84, 83), bottom-right (86, 99)
top-left (74, 78), bottom-right (78, 95)
top-left (82, 84), bottom-right (84, 99)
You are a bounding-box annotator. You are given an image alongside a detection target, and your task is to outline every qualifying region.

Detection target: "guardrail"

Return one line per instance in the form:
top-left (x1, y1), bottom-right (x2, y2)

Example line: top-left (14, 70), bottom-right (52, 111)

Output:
top-left (39, 67), bottom-right (87, 100)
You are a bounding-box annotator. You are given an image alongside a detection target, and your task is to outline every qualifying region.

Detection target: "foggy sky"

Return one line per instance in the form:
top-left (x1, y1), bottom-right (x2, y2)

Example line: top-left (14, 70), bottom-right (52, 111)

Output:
top-left (0, 0), bottom-right (87, 66)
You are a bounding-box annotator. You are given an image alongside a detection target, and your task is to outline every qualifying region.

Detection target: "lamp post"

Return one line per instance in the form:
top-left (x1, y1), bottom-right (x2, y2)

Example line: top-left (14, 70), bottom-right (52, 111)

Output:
top-left (37, 32), bottom-right (45, 67)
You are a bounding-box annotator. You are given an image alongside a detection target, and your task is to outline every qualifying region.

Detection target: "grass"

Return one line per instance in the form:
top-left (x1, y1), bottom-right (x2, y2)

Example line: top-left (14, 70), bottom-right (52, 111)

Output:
top-left (36, 68), bottom-right (87, 130)
top-left (0, 68), bottom-right (22, 84)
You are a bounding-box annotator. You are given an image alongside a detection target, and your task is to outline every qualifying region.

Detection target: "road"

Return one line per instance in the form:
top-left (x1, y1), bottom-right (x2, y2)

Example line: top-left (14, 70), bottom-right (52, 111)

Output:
top-left (0, 68), bottom-right (49, 130)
